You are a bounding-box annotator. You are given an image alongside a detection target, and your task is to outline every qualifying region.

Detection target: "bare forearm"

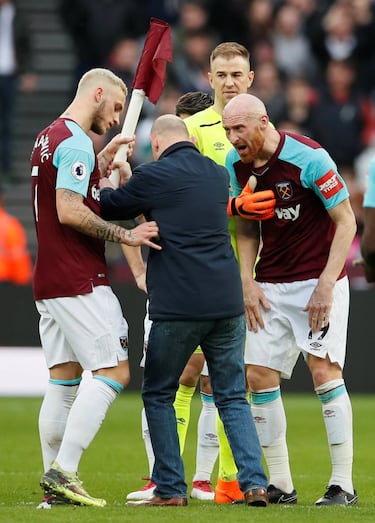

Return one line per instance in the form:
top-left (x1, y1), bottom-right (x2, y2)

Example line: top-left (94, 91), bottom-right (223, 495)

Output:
top-left (121, 244), bottom-right (147, 291)
top-left (235, 217), bottom-right (260, 280)
top-left (72, 208), bottom-right (133, 243)
top-left (56, 188), bottom-right (129, 242)
top-left (321, 201), bottom-right (357, 284)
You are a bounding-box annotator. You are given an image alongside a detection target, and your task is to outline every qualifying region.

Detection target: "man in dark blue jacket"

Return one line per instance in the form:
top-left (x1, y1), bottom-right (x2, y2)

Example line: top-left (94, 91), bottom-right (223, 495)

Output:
top-left (100, 114), bottom-right (269, 508)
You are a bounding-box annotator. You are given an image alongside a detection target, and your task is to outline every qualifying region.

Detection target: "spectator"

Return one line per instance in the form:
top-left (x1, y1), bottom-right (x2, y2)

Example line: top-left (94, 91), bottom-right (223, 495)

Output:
top-left (0, 0), bottom-right (37, 184)
top-left (243, 0), bottom-right (275, 51)
top-left (251, 61), bottom-right (287, 125)
top-left (132, 84), bottom-right (183, 165)
top-left (147, 0), bottom-right (182, 25)
top-left (208, 0), bottom-right (249, 43)
top-left (170, 28), bottom-right (216, 93)
top-left (251, 37), bottom-right (277, 69)
top-left (277, 75), bottom-right (317, 136)
top-left (107, 37), bottom-right (140, 92)
top-left (306, 0), bottom-right (375, 88)
top-left (168, 0), bottom-right (219, 93)
top-left (172, 0), bottom-right (213, 56)
top-left (59, 0), bottom-right (147, 89)
top-left (0, 187), bottom-right (32, 285)
top-left (271, 2), bottom-right (318, 82)
top-left (309, 58), bottom-right (371, 171)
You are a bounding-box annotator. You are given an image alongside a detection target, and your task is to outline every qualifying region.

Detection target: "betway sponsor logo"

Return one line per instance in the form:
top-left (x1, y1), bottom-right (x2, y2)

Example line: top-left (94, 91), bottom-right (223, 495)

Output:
top-left (275, 203), bottom-right (300, 221)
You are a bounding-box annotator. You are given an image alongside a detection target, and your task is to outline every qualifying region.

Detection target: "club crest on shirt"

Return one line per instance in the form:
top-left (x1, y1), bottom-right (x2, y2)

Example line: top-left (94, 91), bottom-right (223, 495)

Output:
top-left (71, 161), bottom-right (87, 181)
top-left (275, 181), bottom-right (293, 200)
top-left (119, 336), bottom-right (128, 351)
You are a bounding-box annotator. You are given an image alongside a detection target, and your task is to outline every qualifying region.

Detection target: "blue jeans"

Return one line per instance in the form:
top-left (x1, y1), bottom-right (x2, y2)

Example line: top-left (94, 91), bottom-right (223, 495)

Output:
top-left (142, 315), bottom-right (267, 498)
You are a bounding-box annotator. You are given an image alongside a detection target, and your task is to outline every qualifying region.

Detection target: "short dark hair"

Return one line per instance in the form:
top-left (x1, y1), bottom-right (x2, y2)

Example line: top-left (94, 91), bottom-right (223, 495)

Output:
top-left (175, 91), bottom-right (214, 117)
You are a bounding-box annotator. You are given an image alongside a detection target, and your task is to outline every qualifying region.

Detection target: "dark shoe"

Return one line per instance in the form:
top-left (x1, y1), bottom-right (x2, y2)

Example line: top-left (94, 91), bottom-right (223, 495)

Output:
top-left (126, 495), bottom-right (188, 507)
top-left (268, 484), bottom-right (297, 504)
top-left (244, 488), bottom-right (269, 507)
top-left (315, 485), bottom-right (358, 506)
top-left (36, 489), bottom-right (73, 509)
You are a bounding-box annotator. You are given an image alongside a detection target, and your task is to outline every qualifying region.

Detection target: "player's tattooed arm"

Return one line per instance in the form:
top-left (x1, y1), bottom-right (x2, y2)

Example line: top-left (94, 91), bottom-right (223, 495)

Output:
top-left (55, 189), bottom-right (160, 249)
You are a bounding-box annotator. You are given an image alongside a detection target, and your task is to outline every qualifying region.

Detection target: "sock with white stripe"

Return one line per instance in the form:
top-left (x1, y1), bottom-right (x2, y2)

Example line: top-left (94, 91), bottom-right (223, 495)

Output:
top-left (193, 393), bottom-right (218, 482)
top-left (251, 387), bottom-right (294, 493)
top-left (315, 379), bottom-right (354, 494)
top-left (54, 376), bottom-right (120, 472)
top-left (39, 378), bottom-right (81, 472)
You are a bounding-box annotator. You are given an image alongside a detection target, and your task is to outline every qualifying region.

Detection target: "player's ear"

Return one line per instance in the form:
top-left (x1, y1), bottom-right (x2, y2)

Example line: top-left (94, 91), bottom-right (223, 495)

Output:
top-left (260, 114), bottom-right (269, 130)
top-left (150, 134), bottom-right (160, 159)
top-left (248, 70), bottom-right (255, 88)
top-left (95, 87), bottom-right (103, 103)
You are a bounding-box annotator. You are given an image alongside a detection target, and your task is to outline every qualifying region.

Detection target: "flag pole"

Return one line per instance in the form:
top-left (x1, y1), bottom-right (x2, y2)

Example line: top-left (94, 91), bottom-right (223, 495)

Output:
top-left (109, 89), bottom-right (145, 186)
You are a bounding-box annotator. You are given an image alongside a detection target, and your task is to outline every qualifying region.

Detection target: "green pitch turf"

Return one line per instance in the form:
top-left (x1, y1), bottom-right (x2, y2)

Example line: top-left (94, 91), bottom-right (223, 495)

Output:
top-left (0, 393), bottom-right (374, 523)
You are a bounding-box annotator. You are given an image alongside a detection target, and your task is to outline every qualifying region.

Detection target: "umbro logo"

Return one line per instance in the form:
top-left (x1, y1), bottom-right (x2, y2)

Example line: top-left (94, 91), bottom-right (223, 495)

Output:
top-left (253, 416), bottom-right (266, 424)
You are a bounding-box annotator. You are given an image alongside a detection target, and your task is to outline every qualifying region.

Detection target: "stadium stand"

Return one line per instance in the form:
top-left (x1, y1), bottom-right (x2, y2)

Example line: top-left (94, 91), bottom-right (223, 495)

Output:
top-left (5, 0), bottom-right (74, 258)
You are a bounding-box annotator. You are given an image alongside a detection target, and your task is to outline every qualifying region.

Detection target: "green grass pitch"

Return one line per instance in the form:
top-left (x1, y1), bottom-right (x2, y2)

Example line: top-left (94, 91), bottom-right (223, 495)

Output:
top-left (0, 393), bottom-right (374, 523)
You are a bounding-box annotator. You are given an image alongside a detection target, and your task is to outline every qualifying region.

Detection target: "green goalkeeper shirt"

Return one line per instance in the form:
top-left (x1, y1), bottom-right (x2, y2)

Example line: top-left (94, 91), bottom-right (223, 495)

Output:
top-left (184, 106), bottom-right (237, 253)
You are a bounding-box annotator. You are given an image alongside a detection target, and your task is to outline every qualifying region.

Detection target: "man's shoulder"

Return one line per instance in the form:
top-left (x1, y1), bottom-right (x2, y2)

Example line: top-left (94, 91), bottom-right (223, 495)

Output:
top-left (226, 148), bottom-right (240, 164)
top-left (184, 107), bottom-right (221, 131)
top-left (52, 119), bottom-right (92, 156)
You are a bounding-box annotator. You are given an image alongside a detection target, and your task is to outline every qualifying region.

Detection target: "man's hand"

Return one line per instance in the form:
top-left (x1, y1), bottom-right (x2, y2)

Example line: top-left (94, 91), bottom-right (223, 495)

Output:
top-left (227, 175), bottom-right (276, 220)
top-left (242, 276), bottom-right (271, 332)
top-left (98, 134), bottom-right (135, 177)
top-left (123, 221), bottom-right (161, 250)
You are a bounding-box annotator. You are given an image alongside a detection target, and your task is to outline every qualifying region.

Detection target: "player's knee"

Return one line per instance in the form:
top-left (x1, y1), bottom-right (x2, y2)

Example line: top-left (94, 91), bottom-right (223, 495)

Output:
top-left (179, 365), bottom-right (200, 387)
top-left (179, 373), bottom-right (199, 387)
top-left (308, 355), bottom-right (342, 387)
top-left (98, 361), bottom-right (130, 388)
top-left (246, 365), bottom-right (277, 391)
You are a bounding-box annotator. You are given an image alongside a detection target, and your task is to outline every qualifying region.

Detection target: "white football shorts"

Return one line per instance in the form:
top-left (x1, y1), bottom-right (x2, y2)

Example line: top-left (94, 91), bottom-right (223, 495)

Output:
top-left (244, 277), bottom-right (349, 379)
top-left (36, 285), bottom-right (128, 370)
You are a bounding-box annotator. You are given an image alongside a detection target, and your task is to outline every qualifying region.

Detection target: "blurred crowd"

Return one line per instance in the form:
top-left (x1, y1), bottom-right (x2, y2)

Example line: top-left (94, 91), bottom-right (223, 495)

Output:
top-left (59, 0), bottom-right (375, 289)
top-left (3, 0), bottom-right (375, 287)
top-left (59, 1), bottom-right (375, 223)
